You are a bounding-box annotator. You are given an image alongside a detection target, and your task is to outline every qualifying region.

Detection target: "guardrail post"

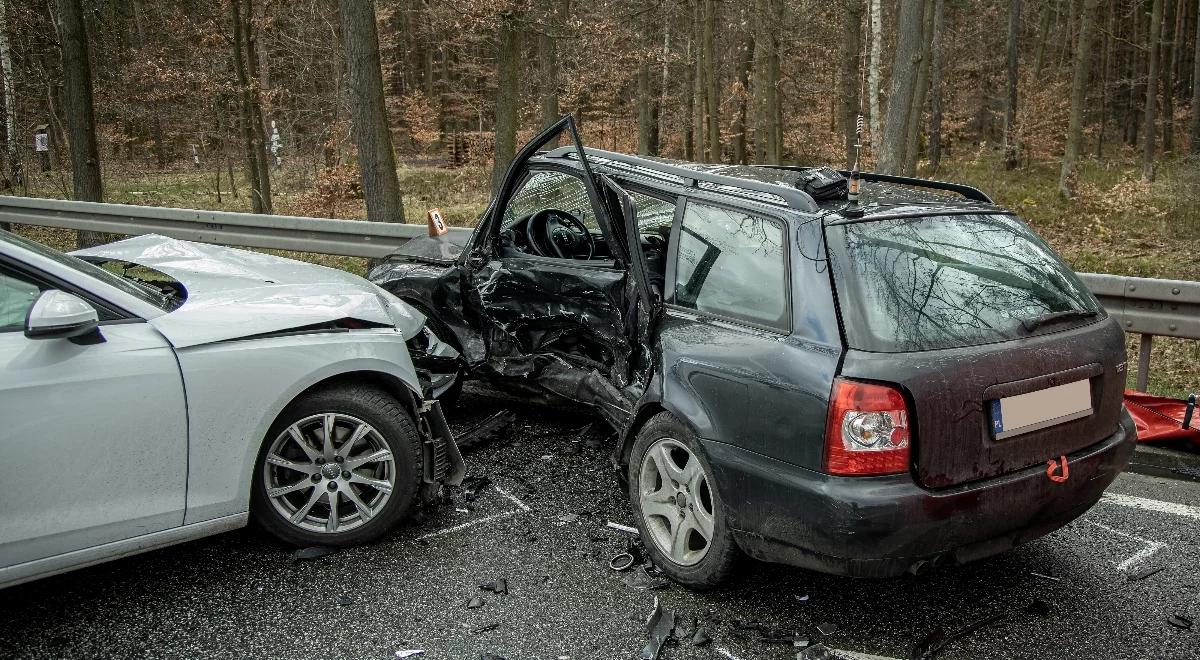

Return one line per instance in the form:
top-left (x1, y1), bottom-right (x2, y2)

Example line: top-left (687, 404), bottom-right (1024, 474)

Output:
top-left (1136, 333), bottom-right (1153, 392)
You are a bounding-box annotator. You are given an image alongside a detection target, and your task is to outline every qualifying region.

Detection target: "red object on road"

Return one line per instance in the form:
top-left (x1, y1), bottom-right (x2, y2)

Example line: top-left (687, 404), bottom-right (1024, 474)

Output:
top-left (1124, 390), bottom-right (1200, 447)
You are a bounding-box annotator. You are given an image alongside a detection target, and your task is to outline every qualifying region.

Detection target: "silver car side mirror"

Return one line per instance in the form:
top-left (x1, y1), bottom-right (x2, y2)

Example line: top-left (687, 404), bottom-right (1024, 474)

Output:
top-left (24, 290), bottom-right (101, 341)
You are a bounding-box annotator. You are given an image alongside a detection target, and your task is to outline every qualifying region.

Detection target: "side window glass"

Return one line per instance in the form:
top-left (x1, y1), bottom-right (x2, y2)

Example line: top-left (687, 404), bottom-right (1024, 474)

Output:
top-left (630, 191), bottom-right (676, 236)
top-left (503, 170), bottom-right (595, 229)
top-left (674, 202), bottom-right (788, 330)
top-left (0, 267), bottom-right (43, 332)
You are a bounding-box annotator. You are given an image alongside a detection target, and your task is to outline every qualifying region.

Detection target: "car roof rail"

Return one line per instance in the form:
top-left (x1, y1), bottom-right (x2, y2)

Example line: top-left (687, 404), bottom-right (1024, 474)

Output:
top-left (543, 146), bottom-right (821, 213)
top-left (762, 165), bottom-right (993, 204)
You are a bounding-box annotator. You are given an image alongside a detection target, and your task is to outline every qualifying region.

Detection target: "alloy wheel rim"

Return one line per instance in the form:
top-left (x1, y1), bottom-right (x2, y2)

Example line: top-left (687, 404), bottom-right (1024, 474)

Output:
top-left (637, 438), bottom-right (715, 566)
top-left (263, 413), bottom-right (395, 534)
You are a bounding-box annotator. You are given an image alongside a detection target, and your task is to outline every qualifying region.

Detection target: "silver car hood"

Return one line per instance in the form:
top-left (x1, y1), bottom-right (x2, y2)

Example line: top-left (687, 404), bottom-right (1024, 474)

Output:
top-left (73, 234), bottom-right (425, 348)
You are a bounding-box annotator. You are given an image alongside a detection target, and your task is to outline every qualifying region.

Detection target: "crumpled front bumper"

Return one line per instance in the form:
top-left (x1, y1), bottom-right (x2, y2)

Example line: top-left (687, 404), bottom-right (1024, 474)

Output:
top-left (703, 411), bottom-right (1137, 577)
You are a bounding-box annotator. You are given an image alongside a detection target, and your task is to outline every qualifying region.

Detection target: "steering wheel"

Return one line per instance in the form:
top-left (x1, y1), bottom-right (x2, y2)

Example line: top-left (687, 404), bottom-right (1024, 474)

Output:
top-left (526, 208), bottom-right (595, 260)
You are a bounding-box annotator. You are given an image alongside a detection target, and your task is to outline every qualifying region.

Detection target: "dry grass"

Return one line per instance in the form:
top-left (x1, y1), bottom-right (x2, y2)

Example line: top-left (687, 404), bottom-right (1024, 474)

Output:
top-left (7, 153), bottom-right (1197, 397)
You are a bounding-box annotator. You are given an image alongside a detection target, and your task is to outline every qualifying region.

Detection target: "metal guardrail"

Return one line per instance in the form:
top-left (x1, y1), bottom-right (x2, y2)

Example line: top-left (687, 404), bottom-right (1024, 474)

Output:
top-left (1, 196), bottom-right (1195, 390)
top-left (1077, 272), bottom-right (1200, 390)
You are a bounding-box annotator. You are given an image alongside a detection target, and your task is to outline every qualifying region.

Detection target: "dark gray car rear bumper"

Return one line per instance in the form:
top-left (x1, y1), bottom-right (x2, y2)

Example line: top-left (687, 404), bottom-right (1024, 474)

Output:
top-left (703, 411), bottom-right (1137, 578)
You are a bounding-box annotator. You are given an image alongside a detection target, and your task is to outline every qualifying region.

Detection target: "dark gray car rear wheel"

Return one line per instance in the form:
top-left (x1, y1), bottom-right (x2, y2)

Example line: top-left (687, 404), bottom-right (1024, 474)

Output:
top-left (251, 385), bottom-right (422, 547)
top-left (629, 412), bottom-right (739, 589)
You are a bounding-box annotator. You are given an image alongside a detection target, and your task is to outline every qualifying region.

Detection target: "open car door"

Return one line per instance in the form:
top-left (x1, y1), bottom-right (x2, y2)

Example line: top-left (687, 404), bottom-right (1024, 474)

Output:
top-left (460, 116), bottom-right (652, 429)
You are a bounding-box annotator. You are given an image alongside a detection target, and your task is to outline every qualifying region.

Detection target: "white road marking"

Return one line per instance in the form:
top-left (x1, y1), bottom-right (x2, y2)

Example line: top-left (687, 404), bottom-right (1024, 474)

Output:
top-left (1100, 492), bottom-right (1200, 520)
top-left (492, 484), bottom-right (532, 512)
top-left (1088, 520), bottom-right (1168, 572)
top-left (416, 510), bottom-right (520, 540)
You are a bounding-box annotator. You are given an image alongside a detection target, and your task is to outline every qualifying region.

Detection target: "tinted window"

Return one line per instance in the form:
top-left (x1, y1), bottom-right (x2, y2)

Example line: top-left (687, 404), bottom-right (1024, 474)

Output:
top-left (829, 214), bottom-right (1101, 352)
top-left (631, 191), bottom-right (676, 233)
top-left (0, 267), bottom-right (40, 331)
top-left (673, 202), bottom-right (787, 329)
top-left (503, 170), bottom-right (595, 228)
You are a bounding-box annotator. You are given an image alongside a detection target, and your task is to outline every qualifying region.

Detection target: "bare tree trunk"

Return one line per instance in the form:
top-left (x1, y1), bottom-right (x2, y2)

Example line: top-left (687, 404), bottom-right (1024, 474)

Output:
top-left (1060, 0), bottom-right (1104, 198)
top-left (838, 0), bottom-right (864, 169)
top-left (658, 24), bottom-right (670, 154)
top-left (1144, 0), bottom-right (1164, 181)
top-left (538, 0), bottom-right (561, 143)
top-left (702, 0), bottom-right (719, 161)
top-left (638, 62), bottom-right (653, 155)
top-left (491, 12), bottom-right (521, 192)
top-left (903, 0), bottom-right (934, 175)
top-left (733, 31), bottom-right (753, 164)
top-left (1097, 0), bottom-right (1114, 158)
top-left (1162, 0), bottom-right (1180, 153)
top-left (232, 0), bottom-right (272, 214)
top-left (928, 0), bottom-right (946, 171)
top-left (57, 0), bottom-right (105, 247)
top-left (1191, 0), bottom-right (1200, 151)
top-left (1003, 0), bottom-right (1022, 170)
top-left (867, 0), bottom-right (883, 157)
top-left (340, 0), bottom-right (403, 220)
top-left (768, 0), bottom-right (783, 163)
top-left (692, 0), bottom-right (704, 161)
top-left (0, 0), bottom-right (20, 200)
top-left (1033, 1), bottom-right (1054, 78)
top-left (878, 0), bottom-right (925, 174)
top-left (682, 26), bottom-right (694, 161)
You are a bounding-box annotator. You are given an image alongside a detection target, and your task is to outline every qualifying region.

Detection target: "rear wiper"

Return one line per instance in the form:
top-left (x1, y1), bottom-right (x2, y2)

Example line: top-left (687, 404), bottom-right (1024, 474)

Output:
top-left (1020, 309), bottom-right (1097, 332)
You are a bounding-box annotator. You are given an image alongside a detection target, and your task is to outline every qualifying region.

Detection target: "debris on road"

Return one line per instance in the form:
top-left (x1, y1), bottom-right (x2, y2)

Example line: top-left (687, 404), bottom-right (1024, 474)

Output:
top-left (1167, 613), bottom-right (1193, 630)
top-left (557, 513), bottom-right (580, 525)
top-left (480, 578), bottom-right (509, 595)
top-left (795, 594), bottom-right (810, 603)
top-left (466, 596), bottom-right (485, 609)
top-left (1025, 599), bottom-right (1052, 617)
top-left (456, 410), bottom-right (516, 450)
top-left (1127, 565), bottom-right (1166, 581)
top-left (690, 627), bottom-right (712, 647)
top-left (606, 521), bottom-right (640, 535)
top-left (622, 565), bottom-right (671, 591)
top-left (609, 552), bottom-right (637, 571)
top-left (337, 595), bottom-right (352, 606)
top-left (796, 643), bottom-right (840, 659)
top-left (1029, 572), bottom-right (1062, 582)
top-left (291, 546), bottom-right (336, 562)
top-left (472, 623), bottom-right (501, 634)
top-left (395, 651), bottom-right (425, 658)
top-left (911, 612), bottom-right (1005, 659)
top-left (479, 654), bottom-right (507, 660)
top-left (459, 475), bottom-right (493, 502)
top-left (816, 623), bottom-right (837, 636)
top-left (640, 597), bottom-right (676, 660)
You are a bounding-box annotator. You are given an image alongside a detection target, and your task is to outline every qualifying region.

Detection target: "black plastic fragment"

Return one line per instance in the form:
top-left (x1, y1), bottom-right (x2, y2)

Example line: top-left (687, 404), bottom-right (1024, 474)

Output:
top-left (1167, 613), bottom-right (1193, 629)
top-left (640, 599), bottom-right (676, 660)
top-left (479, 578), bottom-right (509, 595)
top-left (337, 595), bottom-right (353, 606)
top-left (798, 643), bottom-right (840, 659)
top-left (459, 475), bottom-right (493, 502)
top-left (466, 596), bottom-right (485, 609)
top-left (690, 627), bottom-right (712, 647)
top-left (1024, 598), bottom-right (1052, 617)
top-left (291, 546), bottom-right (337, 561)
top-left (1127, 565), bottom-right (1166, 581)
top-left (623, 566), bottom-right (671, 591)
top-left (472, 623), bottom-right (501, 634)
top-left (456, 410), bottom-right (516, 451)
top-left (816, 623), bottom-right (838, 636)
top-left (911, 612), bottom-right (1005, 659)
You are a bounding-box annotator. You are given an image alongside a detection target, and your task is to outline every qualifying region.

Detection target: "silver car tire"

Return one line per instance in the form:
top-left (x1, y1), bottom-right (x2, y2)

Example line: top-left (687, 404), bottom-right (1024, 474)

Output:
top-left (251, 384), bottom-right (422, 548)
top-left (628, 412), bottom-right (740, 589)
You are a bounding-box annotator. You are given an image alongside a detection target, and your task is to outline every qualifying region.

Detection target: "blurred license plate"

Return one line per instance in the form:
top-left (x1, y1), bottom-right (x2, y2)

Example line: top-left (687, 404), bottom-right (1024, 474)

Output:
top-left (990, 379), bottom-right (1092, 440)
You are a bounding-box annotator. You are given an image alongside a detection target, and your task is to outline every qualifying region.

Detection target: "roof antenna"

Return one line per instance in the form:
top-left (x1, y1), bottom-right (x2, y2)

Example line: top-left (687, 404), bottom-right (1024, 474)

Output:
top-left (842, 4), bottom-right (870, 219)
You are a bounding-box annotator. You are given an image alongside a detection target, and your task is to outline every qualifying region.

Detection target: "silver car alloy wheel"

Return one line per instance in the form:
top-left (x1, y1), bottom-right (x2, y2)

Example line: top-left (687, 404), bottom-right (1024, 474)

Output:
top-left (262, 413), bottom-right (395, 534)
top-left (638, 438), bottom-right (716, 566)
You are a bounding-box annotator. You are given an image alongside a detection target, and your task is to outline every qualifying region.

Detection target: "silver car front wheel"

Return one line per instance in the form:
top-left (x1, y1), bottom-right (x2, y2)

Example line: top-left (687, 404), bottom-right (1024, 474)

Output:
top-left (262, 413), bottom-right (395, 534)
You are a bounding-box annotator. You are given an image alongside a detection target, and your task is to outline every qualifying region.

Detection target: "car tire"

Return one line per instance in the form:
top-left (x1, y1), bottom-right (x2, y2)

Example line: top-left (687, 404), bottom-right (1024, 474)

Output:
top-left (628, 411), bottom-right (740, 589)
top-left (250, 385), bottom-right (423, 548)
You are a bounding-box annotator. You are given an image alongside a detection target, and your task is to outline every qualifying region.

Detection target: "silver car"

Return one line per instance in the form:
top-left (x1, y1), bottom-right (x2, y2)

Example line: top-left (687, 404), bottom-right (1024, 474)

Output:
top-left (0, 231), bottom-right (463, 589)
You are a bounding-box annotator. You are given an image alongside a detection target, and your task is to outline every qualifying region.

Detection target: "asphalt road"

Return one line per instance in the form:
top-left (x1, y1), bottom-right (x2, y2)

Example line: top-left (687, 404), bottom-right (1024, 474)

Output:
top-left (3, 391), bottom-right (1198, 660)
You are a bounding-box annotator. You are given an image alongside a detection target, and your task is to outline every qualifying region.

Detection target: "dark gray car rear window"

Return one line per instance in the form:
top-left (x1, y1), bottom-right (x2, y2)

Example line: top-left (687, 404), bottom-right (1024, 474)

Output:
top-left (828, 214), bottom-right (1101, 352)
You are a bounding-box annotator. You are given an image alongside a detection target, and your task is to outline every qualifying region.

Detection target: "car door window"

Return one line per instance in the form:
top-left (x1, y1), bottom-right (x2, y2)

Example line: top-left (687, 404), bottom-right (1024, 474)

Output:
top-left (0, 267), bottom-right (41, 331)
top-left (673, 201), bottom-right (788, 330)
top-left (503, 170), bottom-right (596, 229)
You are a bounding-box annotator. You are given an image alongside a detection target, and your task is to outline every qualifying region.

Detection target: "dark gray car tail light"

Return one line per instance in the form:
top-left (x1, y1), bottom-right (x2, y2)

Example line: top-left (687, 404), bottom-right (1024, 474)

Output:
top-left (824, 378), bottom-right (911, 476)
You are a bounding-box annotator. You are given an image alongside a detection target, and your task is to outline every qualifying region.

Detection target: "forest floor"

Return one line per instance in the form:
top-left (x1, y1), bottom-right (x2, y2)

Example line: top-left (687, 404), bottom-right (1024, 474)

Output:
top-left (6, 151), bottom-right (1198, 397)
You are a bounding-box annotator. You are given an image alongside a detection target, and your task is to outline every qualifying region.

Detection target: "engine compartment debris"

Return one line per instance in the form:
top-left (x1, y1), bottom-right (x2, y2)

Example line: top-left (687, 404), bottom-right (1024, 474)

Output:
top-left (639, 598), bottom-right (676, 660)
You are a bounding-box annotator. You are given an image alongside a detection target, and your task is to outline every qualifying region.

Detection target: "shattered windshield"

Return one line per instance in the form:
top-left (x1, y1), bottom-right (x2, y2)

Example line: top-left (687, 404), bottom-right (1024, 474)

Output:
top-left (828, 214), bottom-right (1101, 352)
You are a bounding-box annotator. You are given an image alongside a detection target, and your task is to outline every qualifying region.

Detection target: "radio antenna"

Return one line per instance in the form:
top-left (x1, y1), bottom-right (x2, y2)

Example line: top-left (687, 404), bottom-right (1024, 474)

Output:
top-left (843, 2), bottom-right (870, 218)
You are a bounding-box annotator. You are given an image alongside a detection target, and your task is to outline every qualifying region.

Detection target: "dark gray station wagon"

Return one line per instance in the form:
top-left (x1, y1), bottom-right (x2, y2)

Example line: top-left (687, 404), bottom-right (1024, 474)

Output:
top-left (372, 117), bottom-right (1136, 588)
